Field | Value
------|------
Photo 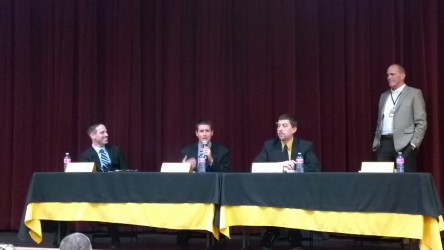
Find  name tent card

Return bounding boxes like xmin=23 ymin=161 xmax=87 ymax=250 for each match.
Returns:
xmin=251 ymin=162 xmax=284 ymax=173
xmin=161 ymin=162 xmax=192 ymax=173
xmin=65 ymin=162 xmax=96 ymax=172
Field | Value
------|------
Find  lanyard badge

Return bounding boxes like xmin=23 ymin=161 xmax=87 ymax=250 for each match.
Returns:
xmin=389 ymin=91 xmax=402 ymax=117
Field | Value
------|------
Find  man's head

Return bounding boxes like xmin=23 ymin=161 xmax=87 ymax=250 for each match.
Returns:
xmin=276 ymin=114 xmax=297 ymax=144
xmin=87 ymin=123 xmax=108 ymax=147
xmin=387 ymin=64 xmax=406 ymax=90
xmin=195 ymin=120 xmax=214 ymax=144
xmin=59 ymin=233 xmax=92 ymax=250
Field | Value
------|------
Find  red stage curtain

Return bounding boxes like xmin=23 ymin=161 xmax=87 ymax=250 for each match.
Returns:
xmin=1 ymin=0 xmax=443 ymax=230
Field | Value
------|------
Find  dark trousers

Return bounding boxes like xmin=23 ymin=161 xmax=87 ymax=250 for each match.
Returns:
xmin=108 ymin=223 xmax=121 ymax=244
xmin=52 ymin=221 xmax=70 ymax=246
xmin=177 ymin=230 xmax=226 ymax=248
xmin=376 ymin=136 xmax=418 ymax=172
xmin=260 ymin=227 xmax=302 ymax=248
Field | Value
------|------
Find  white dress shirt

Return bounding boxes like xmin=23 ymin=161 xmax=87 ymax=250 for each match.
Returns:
xmin=92 ymin=145 xmax=111 ymax=166
xmin=381 ymin=84 xmax=406 ymax=135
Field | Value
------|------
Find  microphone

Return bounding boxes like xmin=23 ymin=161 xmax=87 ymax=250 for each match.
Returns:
xmin=202 ymin=140 xmax=208 ymax=148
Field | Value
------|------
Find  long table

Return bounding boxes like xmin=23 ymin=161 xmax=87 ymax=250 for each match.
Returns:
xmin=18 ymin=172 xmax=444 ymax=250
xmin=18 ymin=172 xmax=221 ymax=243
xmin=219 ymin=173 xmax=444 ymax=250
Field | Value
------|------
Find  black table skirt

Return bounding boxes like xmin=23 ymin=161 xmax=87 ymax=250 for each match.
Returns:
xmin=18 ymin=171 xmax=444 ymax=247
xmin=221 ymin=173 xmax=444 ymax=218
xmin=18 ymin=172 xmax=222 ymax=242
xmin=27 ymin=172 xmax=221 ymax=203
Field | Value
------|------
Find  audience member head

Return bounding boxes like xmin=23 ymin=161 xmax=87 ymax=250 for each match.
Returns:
xmin=0 ymin=244 xmax=15 ymax=250
xmin=59 ymin=232 xmax=92 ymax=250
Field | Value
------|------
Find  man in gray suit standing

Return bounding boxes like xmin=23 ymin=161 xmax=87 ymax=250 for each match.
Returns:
xmin=372 ymin=64 xmax=427 ymax=172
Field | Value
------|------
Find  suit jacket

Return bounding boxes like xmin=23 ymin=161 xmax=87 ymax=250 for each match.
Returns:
xmin=78 ymin=145 xmax=128 ymax=172
xmin=254 ymin=137 xmax=321 ymax=172
xmin=372 ymin=85 xmax=427 ymax=152
xmin=180 ymin=141 xmax=231 ymax=172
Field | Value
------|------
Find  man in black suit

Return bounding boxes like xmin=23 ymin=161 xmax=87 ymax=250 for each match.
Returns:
xmin=180 ymin=120 xmax=231 ymax=173
xmin=78 ymin=123 xmax=128 ymax=248
xmin=255 ymin=114 xmax=321 ymax=250
xmin=78 ymin=123 xmax=128 ymax=172
xmin=177 ymin=120 xmax=231 ymax=247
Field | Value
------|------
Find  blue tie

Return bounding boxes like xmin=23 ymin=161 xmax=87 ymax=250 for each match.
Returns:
xmin=99 ymin=149 xmax=111 ymax=172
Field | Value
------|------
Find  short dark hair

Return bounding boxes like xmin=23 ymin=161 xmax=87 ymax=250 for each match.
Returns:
xmin=278 ymin=114 xmax=298 ymax=128
xmin=195 ymin=120 xmax=213 ymax=131
xmin=59 ymin=233 xmax=91 ymax=250
xmin=87 ymin=123 xmax=103 ymax=136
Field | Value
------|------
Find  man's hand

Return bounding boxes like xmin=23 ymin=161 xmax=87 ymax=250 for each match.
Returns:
xmin=282 ymin=160 xmax=296 ymax=170
xmin=182 ymin=155 xmax=197 ymax=170
xmin=202 ymin=147 xmax=214 ymax=165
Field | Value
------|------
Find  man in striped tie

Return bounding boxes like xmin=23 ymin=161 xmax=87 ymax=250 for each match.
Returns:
xmin=78 ymin=123 xmax=128 ymax=172
xmin=78 ymin=123 xmax=128 ymax=248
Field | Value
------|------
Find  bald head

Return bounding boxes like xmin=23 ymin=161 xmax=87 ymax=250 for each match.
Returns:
xmin=387 ymin=64 xmax=406 ymax=90
xmin=59 ymin=233 xmax=92 ymax=250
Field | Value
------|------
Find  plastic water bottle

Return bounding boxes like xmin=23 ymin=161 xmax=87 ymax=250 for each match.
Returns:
xmin=396 ymin=152 xmax=404 ymax=173
xmin=63 ymin=152 xmax=71 ymax=172
xmin=197 ymin=154 xmax=206 ymax=173
xmin=295 ymin=152 xmax=304 ymax=173
xmin=197 ymin=142 xmax=208 ymax=173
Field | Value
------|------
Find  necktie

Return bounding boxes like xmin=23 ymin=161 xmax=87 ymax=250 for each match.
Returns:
xmin=99 ymin=149 xmax=111 ymax=172
xmin=282 ymin=144 xmax=289 ymax=161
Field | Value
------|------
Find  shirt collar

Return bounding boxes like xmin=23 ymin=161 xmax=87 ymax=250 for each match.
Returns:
xmin=92 ymin=145 xmax=106 ymax=154
xmin=281 ymin=137 xmax=294 ymax=150
xmin=391 ymin=83 xmax=406 ymax=94
xmin=199 ymin=141 xmax=212 ymax=149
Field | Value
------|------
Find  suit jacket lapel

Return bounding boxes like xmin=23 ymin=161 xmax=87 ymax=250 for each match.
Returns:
xmin=210 ymin=143 xmax=217 ymax=159
xmin=89 ymin=147 xmax=101 ymax=169
xmin=273 ymin=141 xmax=284 ymax=161
xmin=187 ymin=143 xmax=199 ymax=161
xmin=105 ymin=145 xmax=114 ymax=164
xmin=191 ymin=143 xmax=199 ymax=160
xmin=290 ymin=139 xmax=299 ymax=160
xmin=394 ymin=85 xmax=409 ymax=111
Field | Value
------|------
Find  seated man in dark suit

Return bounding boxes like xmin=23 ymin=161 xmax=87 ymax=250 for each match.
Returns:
xmin=177 ymin=120 xmax=231 ymax=247
xmin=78 ymin=123 xmax=128 ymax=172
xmin=254 ymin=114 xmax=321 ymax=250
xmin=78 ymin=123 xmax=128 ymax=248
xmin=180 ymin=120 xmax=231 ymax=173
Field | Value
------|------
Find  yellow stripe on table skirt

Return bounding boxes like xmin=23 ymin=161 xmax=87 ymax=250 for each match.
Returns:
xmin=220 ymin=206 xmax=443 ymax=250
xmin=24 ymin=202 xmax=218 ymax=244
